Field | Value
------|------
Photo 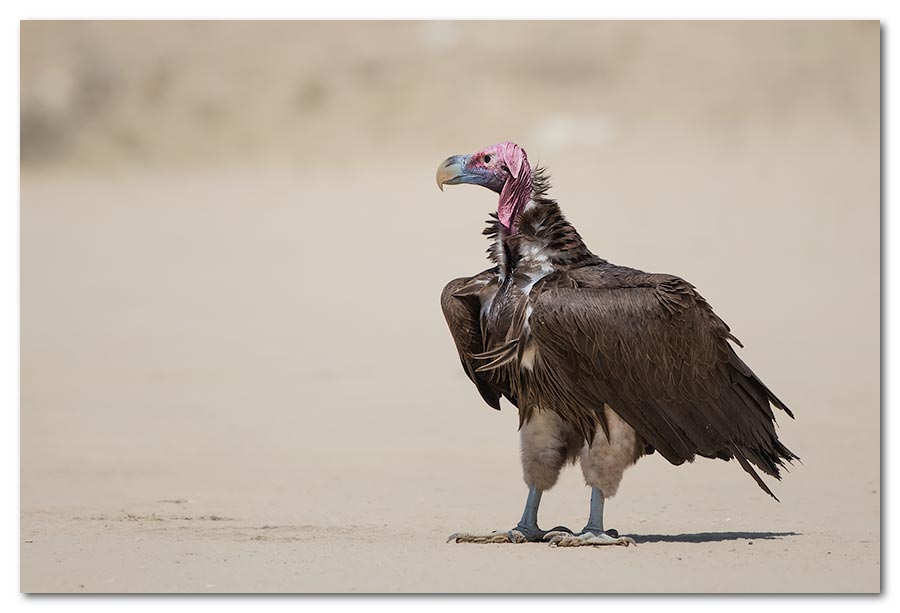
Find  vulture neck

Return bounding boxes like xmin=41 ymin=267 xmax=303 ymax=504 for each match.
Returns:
xmin=485 ymin=168 xmax=601 ymax=284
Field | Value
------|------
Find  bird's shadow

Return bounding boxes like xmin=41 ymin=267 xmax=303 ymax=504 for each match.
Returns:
xmin=628 ymin=531 xmax=799 ymax=544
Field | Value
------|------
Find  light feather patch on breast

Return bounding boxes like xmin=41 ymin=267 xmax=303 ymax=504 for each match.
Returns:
xmin=516 ymin=238 xmax=556 ymax=294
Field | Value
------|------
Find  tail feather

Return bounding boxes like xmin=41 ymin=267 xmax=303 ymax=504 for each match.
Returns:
xmin=730 ymin=443 xmax=779 ymax=501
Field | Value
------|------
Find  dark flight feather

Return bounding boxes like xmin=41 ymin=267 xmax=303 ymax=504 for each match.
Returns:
xmin=525 ymin=265 xmax=797 ymax=495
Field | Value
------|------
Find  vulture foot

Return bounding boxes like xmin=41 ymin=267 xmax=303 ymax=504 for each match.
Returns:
xmin=545 ymin=529 xmax=636 ymax=548
xmin=448 ymin=524 xmax=573 ymax=544
xmin=447 ymin=529 xmax=529 ymax=544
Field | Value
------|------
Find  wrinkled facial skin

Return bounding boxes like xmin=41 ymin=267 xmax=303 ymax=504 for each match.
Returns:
xmin=437 ymin=141 xmax=531 ymax=232
xmin=435 ymin=145 xmax=514 ymax=193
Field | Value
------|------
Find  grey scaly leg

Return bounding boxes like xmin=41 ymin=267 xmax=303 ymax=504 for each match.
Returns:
xmin=583 ymin=486 xmax=608 ymax=534
xmin=545 ymin=487 xmax=636 ymax=547
xmin=512 ymin=485 xmax=543 ymax=539
xmin=448 ymin=486 xmax=574 ymax=544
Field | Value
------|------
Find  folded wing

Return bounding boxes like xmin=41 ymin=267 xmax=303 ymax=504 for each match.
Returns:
xmin=441 ymin=270 xmax=510 ymax=411
xmin=528 ymin=265 xmax=798 ymax=498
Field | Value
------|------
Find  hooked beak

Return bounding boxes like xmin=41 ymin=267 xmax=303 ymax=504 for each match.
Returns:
xmin=436 ymin=154 xmax=470 ymax=191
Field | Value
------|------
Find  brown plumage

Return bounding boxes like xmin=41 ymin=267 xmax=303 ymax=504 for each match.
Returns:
xmin=438 ymin=142 xmax=796 ymax=545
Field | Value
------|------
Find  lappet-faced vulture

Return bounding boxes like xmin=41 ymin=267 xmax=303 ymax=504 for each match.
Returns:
xmin=437 ymin=141 xmax=797 ymax=547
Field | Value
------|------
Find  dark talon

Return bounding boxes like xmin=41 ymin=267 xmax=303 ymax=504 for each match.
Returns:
xmin=546 ymin=525 xmax=574 ymax=535
xmin=605 ymin=528 xmax=619 ymax=538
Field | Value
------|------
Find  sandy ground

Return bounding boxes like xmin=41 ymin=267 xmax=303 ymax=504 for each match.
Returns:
xmin=20 ymin=22 xmax=880 ymax=593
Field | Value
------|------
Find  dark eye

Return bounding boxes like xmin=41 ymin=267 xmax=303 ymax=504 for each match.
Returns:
xmin=483 ymin=154 xmax=492 ymax=163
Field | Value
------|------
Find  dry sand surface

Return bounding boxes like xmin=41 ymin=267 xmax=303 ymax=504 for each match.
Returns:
xmin=20 ymin=21 xmax=880 ymax=593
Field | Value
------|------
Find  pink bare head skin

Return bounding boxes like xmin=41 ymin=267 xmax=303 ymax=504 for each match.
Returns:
xmin=436 ymin=141 xmax=533 ymax=233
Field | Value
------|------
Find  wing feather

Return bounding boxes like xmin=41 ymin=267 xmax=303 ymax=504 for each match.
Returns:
xmin=528 ymin=265 xmax=797 ymax=496
xmin=441 ymin=271 xmax=508 ymax=411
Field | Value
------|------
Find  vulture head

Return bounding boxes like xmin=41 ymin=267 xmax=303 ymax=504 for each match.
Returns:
xmin=436 ymin=141 xmax=533 ymax=233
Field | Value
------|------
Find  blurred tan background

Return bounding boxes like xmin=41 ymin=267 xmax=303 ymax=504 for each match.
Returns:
xmin=21 ymin=21 xmax=880 ymax=593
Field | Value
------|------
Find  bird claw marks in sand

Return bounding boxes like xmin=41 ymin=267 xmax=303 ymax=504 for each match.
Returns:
xmin=545 ymin=530 xmax=636 ymax=548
